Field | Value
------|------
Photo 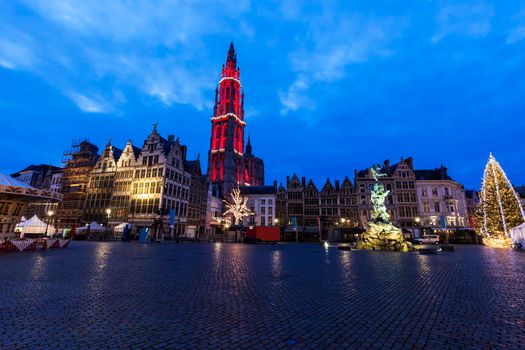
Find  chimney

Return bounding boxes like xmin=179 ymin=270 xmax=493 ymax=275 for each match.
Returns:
xmin=286 ymin=176 xmax=290 ymax=186
xmin=406 ymin=157 xmax=414 ymax=170
xmin=301 ymin=177 xmax=306 ymax=188
xmin=383 ymin=160 xmax=390 ymax=175
xmin=335 ymin=180 xmax=340 ymax=191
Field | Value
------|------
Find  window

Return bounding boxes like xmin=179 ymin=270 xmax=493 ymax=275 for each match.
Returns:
xmin=423 ymin=202 xmax=429 ymax=213
xmin=261 ymin=199 xmax=266 ymax=205
xmin=261 ymin=217 xmax=266 ymax=226
xmin=432 ymin=188 xmax=438 ymax=196
xmin=434 ymin=202 xmax=440 ymax=212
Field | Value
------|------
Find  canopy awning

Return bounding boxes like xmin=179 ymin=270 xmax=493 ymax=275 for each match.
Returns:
xmin=16 ymin=215 xmax=55 ymax=235
xmin=77 ymin=221 xmax=105 ymax=232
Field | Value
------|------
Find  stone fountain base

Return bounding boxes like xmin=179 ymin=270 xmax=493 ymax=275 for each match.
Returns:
xmin=355 ymin=222 xmax=413 ymax=252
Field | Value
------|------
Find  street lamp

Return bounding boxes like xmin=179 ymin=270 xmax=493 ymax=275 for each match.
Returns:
xmin=44 ymin=210 xmax=54 ymax=237
xmin=105 ymin=208 xmax=111 ymax=241
xmin=415 ymin=217 xmax=421 ymax=238
xmin=274 ymin=218 xmax=279 ymax=225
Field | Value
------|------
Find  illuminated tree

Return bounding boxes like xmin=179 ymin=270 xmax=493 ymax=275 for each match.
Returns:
xmin=223 ymin=187 xmax=253 ymax=225
xmin=477 ymin=154 xmax=525 ymax=237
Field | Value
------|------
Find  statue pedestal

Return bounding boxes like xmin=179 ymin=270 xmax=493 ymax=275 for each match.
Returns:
xmin=356 ymin=222 xmax=413 ymax=252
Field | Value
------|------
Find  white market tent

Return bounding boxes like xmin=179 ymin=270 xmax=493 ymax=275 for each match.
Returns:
xmin=16 ymin=215 xmax=55 ymax=237
xmin=76 ymin=221 xmax=105 ymax=234
xmin=510 ymin=223 xmax=525 ymax=247
xmin=114 ymin=223 xmax=131 ymax=234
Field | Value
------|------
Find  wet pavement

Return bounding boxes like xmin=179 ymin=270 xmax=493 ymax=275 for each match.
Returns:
xmin=1 ymin=242 xmax=524 ymax=349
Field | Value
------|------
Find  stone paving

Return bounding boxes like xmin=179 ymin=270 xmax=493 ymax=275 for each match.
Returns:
xmin=1 ymin=242 xmax=524 ymax=349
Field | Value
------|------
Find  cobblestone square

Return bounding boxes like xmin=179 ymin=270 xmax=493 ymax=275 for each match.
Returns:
xmin=1 ymin=243 xmax=524 ymax=349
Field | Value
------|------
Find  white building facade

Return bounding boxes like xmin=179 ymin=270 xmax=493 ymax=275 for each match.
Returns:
xmin=415 ymin=167 xmax=468 ymax=235
xmin=240 ymin=186 xmax=276 ymax=227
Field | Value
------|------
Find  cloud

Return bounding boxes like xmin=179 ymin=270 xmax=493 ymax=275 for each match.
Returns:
xmin=506 ymin=26 xmax=525 ymax=44
xmin=279 ymin=75 xmax=315 ymax=115
xmin=506 ymin=10 xmax=525 ymax=44
xmin=280 ymin=13 xmax=401 ymax=115
xmin=0 ymin=26 xmax=37 ymax=70
xmin=67 ymin=92 xmax=112 ymax=113
xmin=2 ymin=0 xmax=253 ymax=113
xmin=431 ymin=2 xmax=494 ymax=43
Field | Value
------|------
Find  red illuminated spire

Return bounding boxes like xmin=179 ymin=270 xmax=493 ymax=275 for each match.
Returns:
xmin=226 ymin=42 xmax=236 ymax=67
xmin=222 ymin=42 xmax=240 ymax=80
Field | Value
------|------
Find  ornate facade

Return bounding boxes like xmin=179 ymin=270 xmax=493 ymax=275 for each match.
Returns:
xmin=275 ymin=175 xmax=360 ymax=241
xmin=207 ymin=43 xmax=264 ymax=198
xmin=129 ymin=126 xmax=190 ymax=240
xmin=110 ymin=140 xmax=140 ymax=224
xmin=83 ymin=142 xmax=122 ymax=224
xmin=46 ymin=125 xmax=206 ymax=240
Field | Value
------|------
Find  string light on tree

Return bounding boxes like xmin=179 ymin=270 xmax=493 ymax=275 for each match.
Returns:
xmin=477 ymin=153 xmax=525 ymax=238
xmin=223 ymin=187 xmax=253 ymax=225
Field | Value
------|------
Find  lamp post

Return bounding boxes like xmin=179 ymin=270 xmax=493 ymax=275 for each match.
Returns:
xmin=105 ymin=208 xmax=111 ymax=241
xmin=44 ymin=210 xmax=54 ymax=237
xmin=340 ymin=218 xmax=346 ymax=242
xmin=415 ymin=217 xmax=421 ymax=239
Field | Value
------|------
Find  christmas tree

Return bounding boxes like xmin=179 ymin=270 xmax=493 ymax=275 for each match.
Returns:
xmin=477 ymin=153 xmax=525 ymax=238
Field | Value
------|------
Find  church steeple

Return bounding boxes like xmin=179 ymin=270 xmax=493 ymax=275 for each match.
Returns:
xmin=221 ymin=42 xmax=240 ymax=80
xmin=208 ymin=43 xmax=246 ymax=196
xmin=246 ymin=135 xmax=252 ymax=155
xmin=226 ymin=42 xmax=236 ymax=67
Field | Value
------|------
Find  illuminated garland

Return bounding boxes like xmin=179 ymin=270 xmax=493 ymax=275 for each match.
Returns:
xmin=223 ymin=187 xmax=253 ymax=225
xmin=219 ymin=77 xmax=241 ymax=87
xmin=211 ymin=113 xmax=246 ymax=125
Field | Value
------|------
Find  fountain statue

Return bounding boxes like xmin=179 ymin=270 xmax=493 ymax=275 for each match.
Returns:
xmin=355 ymin=165 xmax=413 ymax=252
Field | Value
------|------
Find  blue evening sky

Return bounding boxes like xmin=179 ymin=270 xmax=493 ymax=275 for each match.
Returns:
xmin=1 ymin=1 xmax=524 ymax=189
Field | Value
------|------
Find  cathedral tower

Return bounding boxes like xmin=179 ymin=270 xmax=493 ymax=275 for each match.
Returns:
xmin=207 ymin=43 xmax=246 ymax=197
